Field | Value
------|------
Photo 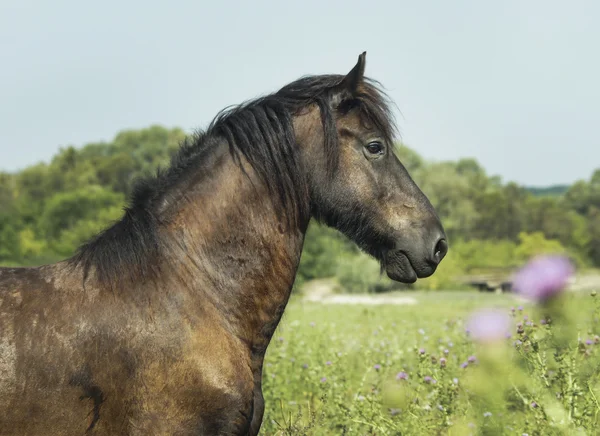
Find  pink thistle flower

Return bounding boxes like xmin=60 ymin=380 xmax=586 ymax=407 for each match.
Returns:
xmin=512 ymin=255 xmax=574 ymax=302
xmin=466 ymin=309 xmax=511 ymax=343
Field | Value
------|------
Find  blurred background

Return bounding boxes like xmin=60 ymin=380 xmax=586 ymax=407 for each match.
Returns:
xmin=1 ymin=0 xmax=599 ymax=294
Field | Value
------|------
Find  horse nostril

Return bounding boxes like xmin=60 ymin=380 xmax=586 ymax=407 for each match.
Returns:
xmin=433 ymin=238 xmax=448 ymax=264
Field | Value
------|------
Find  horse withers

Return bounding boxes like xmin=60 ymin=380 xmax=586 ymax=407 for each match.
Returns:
xmin=0 ymin=52 xmax=447 ymax=435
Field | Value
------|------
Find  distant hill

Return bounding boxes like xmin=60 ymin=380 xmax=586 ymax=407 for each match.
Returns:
xmin=525 ymin=184 xmax=570 ymax=197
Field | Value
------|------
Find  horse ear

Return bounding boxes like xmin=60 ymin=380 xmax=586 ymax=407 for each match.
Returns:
xmin=340 ymin=51 xmax=366 ymax=95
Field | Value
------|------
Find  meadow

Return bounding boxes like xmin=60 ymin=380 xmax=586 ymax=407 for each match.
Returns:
xmin=261 ymin=289 xmax=600 ymax=435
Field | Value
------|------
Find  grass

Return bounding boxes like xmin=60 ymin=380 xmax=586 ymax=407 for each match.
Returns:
xmin=261 ymin=290 xmax=600 ymax=435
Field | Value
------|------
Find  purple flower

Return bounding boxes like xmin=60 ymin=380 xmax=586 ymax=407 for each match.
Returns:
xmin=423 ymin=376 xmax=436 ymax=384
xmin=419 ymin=348 xmax=426 ymax=355
xmin=443 ymin=349 xmax=449 ymax=355
xmin=540 ymin=319 xmax=547 ymax=325
xmin=512 ymin=255 xmax=574 ymax=302
xmin=439 ymin=357 xmax=447 ymax=368
xmin=468 ymin=355 xmax=477 ymax=364
xmin=396 ymin=371 xmax=408 ymax=380
xmin=302 ymin=363 xmax=308 ymax=369
xmin=518 ymin=306 xmax=524 ymax=311
xmin=461 ymin=362 xmax=468 ymax=369
xmin=466 ymin=309 xmax=512 ymax=343
xmin=374 ymin=364 xmax=381 ymax=371
xmin=531 ymin=401 xmax=538 ymax=408
xmin=586 ymin=339 xmax=593 ymax=345
xmin=326 ymin=361 xmax=332 ymax=366
xmin=320 ymin=377 xmax=327 ymax=383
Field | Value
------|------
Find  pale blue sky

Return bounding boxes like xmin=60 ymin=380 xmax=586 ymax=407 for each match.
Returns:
xmin=1 ymin=0 xmax=598 ymax=186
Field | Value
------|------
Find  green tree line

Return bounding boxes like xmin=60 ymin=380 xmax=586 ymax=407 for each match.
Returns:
xmin=1 ymin=126 xmax=599 ymax=291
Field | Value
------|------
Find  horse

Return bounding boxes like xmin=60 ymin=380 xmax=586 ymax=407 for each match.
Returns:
xmin=0 ymin=52 xmax=447 ymax=435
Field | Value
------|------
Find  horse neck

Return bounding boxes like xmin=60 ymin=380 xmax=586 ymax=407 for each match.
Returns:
xmin=159 ymin=140 xmax=309 ymax=354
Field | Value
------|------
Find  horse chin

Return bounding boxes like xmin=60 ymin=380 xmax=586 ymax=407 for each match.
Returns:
xmin=384 ymin=250 xmax=417 ymax=284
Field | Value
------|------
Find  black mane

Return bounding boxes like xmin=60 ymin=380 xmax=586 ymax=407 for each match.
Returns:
xmin=69 ymin=74 xmax=397 ymax=288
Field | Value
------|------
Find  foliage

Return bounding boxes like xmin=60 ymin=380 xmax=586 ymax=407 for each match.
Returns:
xmin=261 ymin=290 xmax=600 ymax=435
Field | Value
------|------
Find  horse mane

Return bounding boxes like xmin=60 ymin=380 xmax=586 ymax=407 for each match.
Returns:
xmin=68 ymin=74 xmax=397 ymax=288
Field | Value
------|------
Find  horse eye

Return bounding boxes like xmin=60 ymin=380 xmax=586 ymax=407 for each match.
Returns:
xmin=365 ymin=141 xmax=384 ymax=155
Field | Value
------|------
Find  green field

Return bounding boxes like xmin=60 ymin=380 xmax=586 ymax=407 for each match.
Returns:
xmin=261 ymin=290 xmax=600 ymax=435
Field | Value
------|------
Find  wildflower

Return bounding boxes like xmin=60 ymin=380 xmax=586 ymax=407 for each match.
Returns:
xmin=309 ymin=322 xmax=316 ymax=327
xmin=419 ymin=348 xmax=426 ymax=355
xmin=437 ymin=404 xmax=444 ymax=411
xmin=514 ymin=340 xmax=523 ymax=346
xmin=531 ymin=401 xmax=538 ymax=408
xmin=460 ymin=362 xmax=468 ymax=369
xmin=540 ymin=319 xmax=547 ymax=325
xmin=440 ymin=357 xmax=447 ymax=368
xmin=320 ymin=377 xmax=327 ymax=383
xmin=466 ymin=309 xmax=511 ymax=343
xmin=586 ymin=339 xmax=593 ymax=345
xmin=517 ymin=323 xmax=524 ymax=334
xmin=443 ymin=349 xmax=449 ymax=355
xmin=390 ymin=408 xmax=401 ymax=416
xmin=278 ymin=337 xmax=284 ymax=342
xmin=525 ymin=321 xmax=533 ymax=327
xmin=418 ymin=328 xmax=425 ymax=335
xmin=326 ymin=361 xmax=332 ymax=366
xmin=512 ymin=255 xmax=574 ymax=302
xmin=357 ymin=395 xmax=365 ymax=401
xmin=483 ymin=411 xmax=492 ymax=417
xmin=518 ymin=306 xmax=524 ymax=311
xmin=374 ymin=364 xmax=381 ymax=371
xmin=452 ymin=377 xmax=459 ymax=385
xmin=468 ymin=355 xmax=477 ymax=364
xmin=594 ymin=336 xmax=600 ymax=344
xmin=448 ymin=341 xmax=454 ymax=347
xmin=423 ymin=376 xmax=436 ymax=384
xmin=396 ymin=371 xmax=408 ymax=380
xmin=302 ymin=364 xmax=308 ymax=369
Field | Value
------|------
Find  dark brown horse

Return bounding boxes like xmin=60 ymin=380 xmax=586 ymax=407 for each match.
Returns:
xmin=0 ymin=53 xmax=447 ymax=435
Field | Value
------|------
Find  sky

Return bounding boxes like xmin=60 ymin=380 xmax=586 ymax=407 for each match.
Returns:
xmin=0 ymin=0 xmax=598 ymax=187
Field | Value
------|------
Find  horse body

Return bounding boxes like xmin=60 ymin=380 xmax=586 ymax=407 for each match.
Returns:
xmin=0 ymin=53 xmax=447 ymax=435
